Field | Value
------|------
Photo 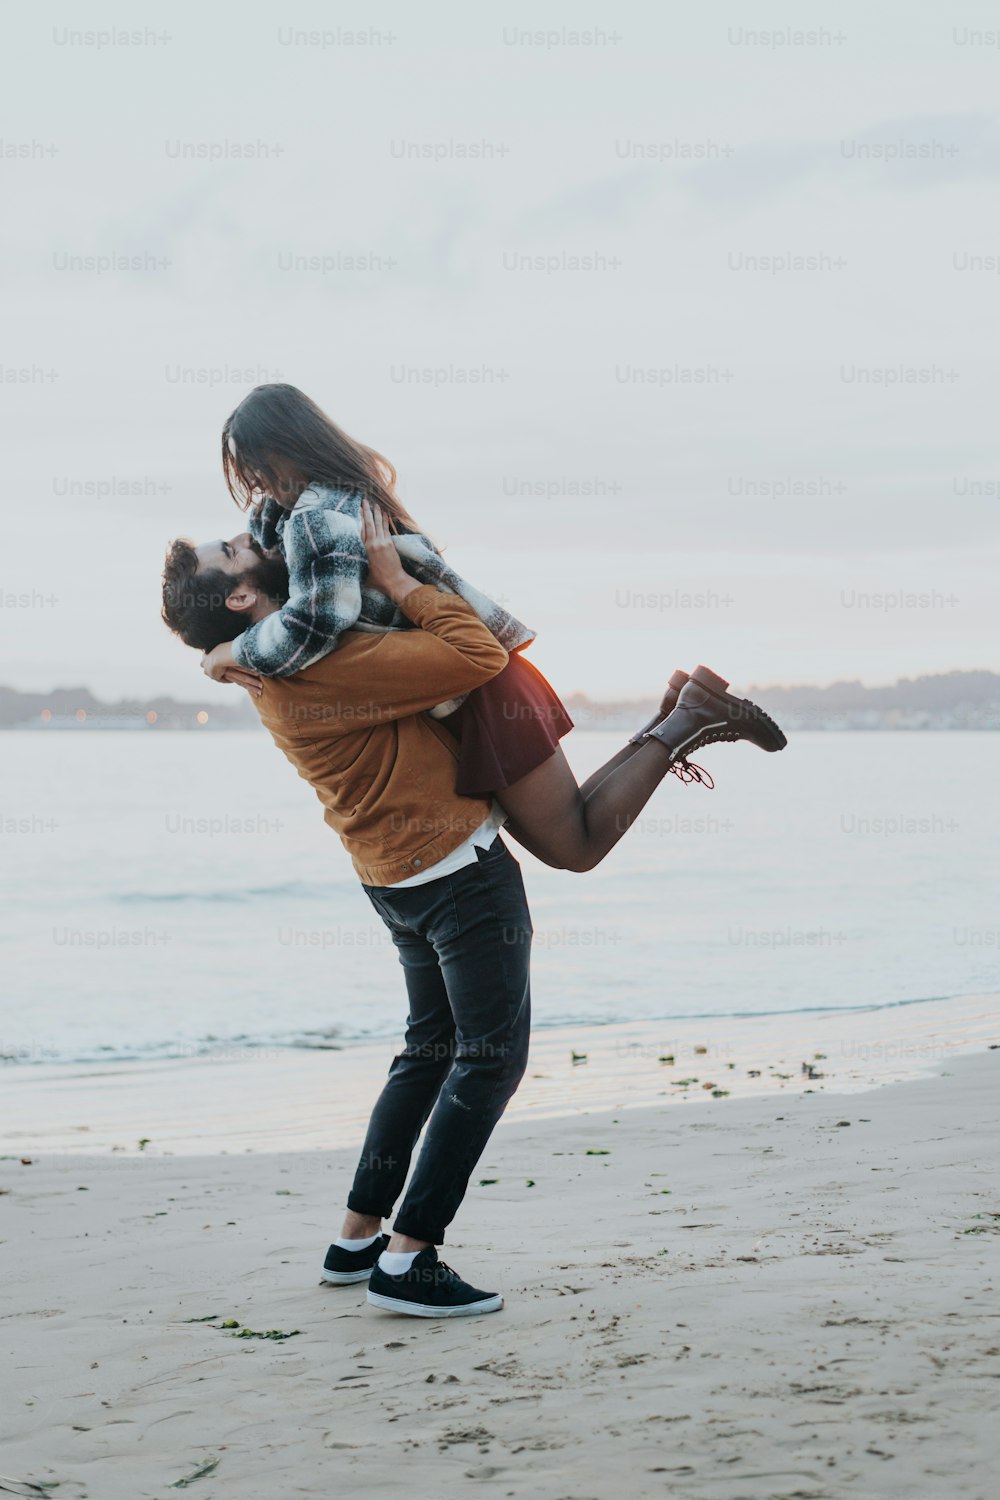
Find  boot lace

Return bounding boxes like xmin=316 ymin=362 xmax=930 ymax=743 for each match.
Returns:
xmin=669 ymin=758 xmax=715 ymax=789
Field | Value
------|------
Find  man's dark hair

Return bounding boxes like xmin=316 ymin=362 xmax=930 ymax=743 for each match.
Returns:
xmin=160 ymin=538 xmax=245 ymax=651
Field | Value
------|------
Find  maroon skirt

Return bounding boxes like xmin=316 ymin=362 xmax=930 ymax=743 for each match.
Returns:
xmin=436 ymin=651 xmax=574 ymax=798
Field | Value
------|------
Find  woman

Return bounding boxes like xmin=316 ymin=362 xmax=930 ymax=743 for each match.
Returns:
xmin=201 ymin=384 xmax=785 ymax=871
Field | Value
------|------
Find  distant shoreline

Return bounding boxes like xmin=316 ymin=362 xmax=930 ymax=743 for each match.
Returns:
xmin=4 ymin=668 xmax=999 ymax=731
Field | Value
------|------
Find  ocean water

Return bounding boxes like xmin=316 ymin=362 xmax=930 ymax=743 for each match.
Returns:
xmin=1 ymin=731 xmax=997 ymax=1065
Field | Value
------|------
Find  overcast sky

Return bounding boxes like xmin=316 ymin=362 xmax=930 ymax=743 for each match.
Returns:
xmin=2 ymin=0 xmax=998 ymax=704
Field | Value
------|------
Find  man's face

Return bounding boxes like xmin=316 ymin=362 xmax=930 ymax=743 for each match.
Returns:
xmin=195 ymin=532 xmax=290 ymax=605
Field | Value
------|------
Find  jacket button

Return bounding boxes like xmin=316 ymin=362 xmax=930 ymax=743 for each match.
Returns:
xmin=401 ymin=863 xmax=409 ymax=870
xmin=413 ymin=858 xmax=422 ymax=867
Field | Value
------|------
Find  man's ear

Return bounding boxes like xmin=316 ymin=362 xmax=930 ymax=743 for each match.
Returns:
xmin=225 ymin=585 xmax=257 ymax=616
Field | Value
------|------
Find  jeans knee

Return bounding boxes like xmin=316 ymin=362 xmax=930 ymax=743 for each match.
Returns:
xmin=393 ymin=1039 xmax=455 ymax=1083
xmin=458 ymin=1025 xmax=528 ymax=1091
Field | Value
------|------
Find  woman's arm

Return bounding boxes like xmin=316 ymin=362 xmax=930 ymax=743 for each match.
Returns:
xmin=228 ymin=506 xmax=368 ymax=678
xmin=249 ymin=497 xmax=285 ymax=553
xmin=289 ymin=503 xmax=508 ymax=729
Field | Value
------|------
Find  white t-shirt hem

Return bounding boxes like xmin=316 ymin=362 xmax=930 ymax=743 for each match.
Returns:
xmin=375 ymin=800 xmax=507 ymax=890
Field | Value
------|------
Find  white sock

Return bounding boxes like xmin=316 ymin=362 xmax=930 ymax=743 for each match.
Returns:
xmin=378 ymin=1249 xmax=421 ymax=1275
xmin=334 ymin=1231 xmax=381 ymax=1251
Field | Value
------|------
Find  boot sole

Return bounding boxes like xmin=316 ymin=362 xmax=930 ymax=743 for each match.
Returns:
xmin=367 ymin=1290 xmax=504 ymax=1317
xmin=724 ymin=699 xmax=786 ymax=751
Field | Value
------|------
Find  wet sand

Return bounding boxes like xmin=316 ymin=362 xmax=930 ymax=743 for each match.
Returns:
xmin=1 ymin=992 xmax=996 ymax=1157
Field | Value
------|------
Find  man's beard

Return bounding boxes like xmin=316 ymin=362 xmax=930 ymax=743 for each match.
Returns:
xmin=242 ymin=542 xmax=290 ymax=604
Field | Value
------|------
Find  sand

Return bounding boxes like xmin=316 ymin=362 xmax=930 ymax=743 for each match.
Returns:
xmin=2 ymin=1004 xmax=998 ymax=1499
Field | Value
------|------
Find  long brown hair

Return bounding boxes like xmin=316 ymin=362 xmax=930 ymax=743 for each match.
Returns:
xmin=221 ymin=384 xmax=424 ymax=533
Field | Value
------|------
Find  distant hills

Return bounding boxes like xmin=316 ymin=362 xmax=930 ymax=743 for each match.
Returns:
xmin=2 ymin=670 xmax=998 ymax=731
xmin=566 ymin=669 xmax=1000 ymax=731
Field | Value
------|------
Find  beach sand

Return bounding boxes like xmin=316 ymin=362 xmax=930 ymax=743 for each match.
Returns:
xmin=2 ymin=1002 xmax=998 ymax=1499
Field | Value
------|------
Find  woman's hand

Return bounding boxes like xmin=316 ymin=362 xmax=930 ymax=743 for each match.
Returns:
xmin=200 ymin=642 xmax=263 ymax=698
xmin=360 ymin=498 xmax=419 ymax=605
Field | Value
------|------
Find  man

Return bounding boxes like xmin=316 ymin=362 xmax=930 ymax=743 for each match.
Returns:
xmin=161 ymin=511 xmax=530 ymax=1318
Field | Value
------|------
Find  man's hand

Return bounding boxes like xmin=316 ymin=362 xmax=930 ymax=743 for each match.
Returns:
xmin=361 ymin=498 xmax=420 ymax=606
xmin=200 ymin=642 xmax=263 ymax=698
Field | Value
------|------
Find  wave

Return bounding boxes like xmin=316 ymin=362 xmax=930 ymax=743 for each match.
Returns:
xmin=2 ymin=990 xmax=990 ymax=1068
xmin=114 ymin=881 xmax=348 ymax=905
xmin=0 ymin=1028 xmax=347 ymax=1068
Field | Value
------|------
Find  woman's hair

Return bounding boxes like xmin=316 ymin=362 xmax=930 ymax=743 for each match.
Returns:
xmin=221 ymin=384 xmax=423 ymax=534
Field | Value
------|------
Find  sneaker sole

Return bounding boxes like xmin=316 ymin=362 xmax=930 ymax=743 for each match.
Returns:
xmin=321 ymin=1267 xmax=376 ymax=1285
xmin=366 ymin=1289 xmax=504 ymax=1318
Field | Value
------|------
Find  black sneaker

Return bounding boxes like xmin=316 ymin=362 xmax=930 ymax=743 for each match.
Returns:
xmin=367 ymin=1247 xmax=503 ymax=1318
xmin=645 ymin=664 xmax=787 ymax=764
xmin=321 ymin=1233 xmax=390 ymax=1285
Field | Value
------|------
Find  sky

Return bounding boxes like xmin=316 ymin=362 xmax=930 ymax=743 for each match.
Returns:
xmin=1 ymin=0 xmax=998 ymax=705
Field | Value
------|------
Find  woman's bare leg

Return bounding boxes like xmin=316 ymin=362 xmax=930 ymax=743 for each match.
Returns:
xmin=496 ymin=740 xmax=677 ymax=872
xmin=576 ymin=740 xmax=645 ymax=799
xmin=573 ymin=666 xmax=688 ymax=798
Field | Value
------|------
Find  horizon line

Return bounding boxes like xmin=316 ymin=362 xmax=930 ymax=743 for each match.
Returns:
xmin=1 ymin=665 xmax=999 ymax=710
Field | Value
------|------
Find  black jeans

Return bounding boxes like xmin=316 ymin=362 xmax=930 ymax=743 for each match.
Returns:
xmin=348 ymin=835 xmax=532 ymax=1244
